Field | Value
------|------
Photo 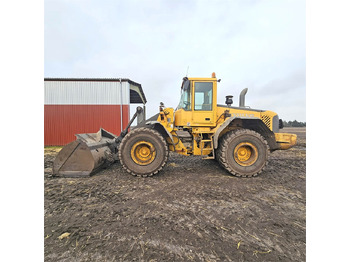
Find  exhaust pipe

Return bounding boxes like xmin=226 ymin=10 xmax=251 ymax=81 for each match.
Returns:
xmin=239 ymin=88 xmax=248 ymax=107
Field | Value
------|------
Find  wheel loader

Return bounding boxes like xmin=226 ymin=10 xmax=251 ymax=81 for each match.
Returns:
xmin=53 ymin=72 xmax=297 ymax=178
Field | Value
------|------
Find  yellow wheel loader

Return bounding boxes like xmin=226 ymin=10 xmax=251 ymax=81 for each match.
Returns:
xmin=53 ymin=73 xmax=297 ymax=178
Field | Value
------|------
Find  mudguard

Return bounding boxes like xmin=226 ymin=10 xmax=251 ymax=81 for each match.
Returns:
xmin=213 ymin=116 xmax=279 ymax=151
xmin=145 ymin=121 xmax=175 ymax=144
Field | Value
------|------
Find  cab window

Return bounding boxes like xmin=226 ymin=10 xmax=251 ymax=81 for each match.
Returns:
xmin=194 ymin=82 xmax=213 ymax=111
xmin=178 ymin=80 xmax=191 ymax=111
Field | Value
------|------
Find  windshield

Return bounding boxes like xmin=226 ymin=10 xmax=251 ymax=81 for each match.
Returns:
xmin=177 ymin=80 xmax=191 ymax=110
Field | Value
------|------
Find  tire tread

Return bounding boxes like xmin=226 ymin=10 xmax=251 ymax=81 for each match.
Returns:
xmin=118 ymin=127 xmax=169 ymax=177
xmin=217 ymin=129 xmax=269 ymax=177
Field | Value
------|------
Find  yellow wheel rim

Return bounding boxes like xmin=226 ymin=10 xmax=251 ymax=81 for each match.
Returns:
xmin=234 ymin=142 xmax=258 ymax=166
xmin=131 ymin=141 xmax=156 ymax=165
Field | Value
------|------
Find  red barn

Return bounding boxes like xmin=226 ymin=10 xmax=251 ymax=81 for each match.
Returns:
xmin=44 ymin=78 xmax=147 ymax=146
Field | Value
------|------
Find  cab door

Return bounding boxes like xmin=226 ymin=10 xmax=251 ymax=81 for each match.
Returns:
xmin=191 ymin=81 xmax=216 ymax=126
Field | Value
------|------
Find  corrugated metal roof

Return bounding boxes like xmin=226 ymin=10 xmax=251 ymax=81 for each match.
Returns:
xmin=44 ymin=78 xmax=147 ymax=104
xmin=45 ymin=80 xmax=129 ymax=105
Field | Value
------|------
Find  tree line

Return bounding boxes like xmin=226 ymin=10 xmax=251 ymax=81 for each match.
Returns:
xmin=282 ymin=120 xmax=306 ymax=127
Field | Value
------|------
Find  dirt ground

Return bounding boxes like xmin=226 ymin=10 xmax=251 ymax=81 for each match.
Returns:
xmin=44 ymin=127 xmax=306 ymax=261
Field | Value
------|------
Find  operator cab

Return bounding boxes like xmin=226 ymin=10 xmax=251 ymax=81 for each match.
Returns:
xmin=175 ymin=73 xmax=218 ymax=127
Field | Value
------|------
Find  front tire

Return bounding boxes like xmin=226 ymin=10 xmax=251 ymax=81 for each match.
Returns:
xmin=118 ymin=127 xmax=169 ymax=177
xmin=217 ymin=129 xmax=269 ymax=177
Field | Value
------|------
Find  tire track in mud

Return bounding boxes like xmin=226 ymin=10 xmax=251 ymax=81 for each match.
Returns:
xmin=44 ymin=127 xmax=306 ymax=261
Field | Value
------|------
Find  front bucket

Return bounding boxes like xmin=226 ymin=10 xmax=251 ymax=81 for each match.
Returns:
xmin=53 ymin=128 xmax=118 ymax=177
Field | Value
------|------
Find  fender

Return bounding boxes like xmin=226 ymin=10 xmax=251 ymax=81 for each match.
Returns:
xmin=213 ymin=116 xmax=279 ymax=151
xmin=213 ymin=116 xmax=259 ymax=148
xmin=146 ymin=121 xmax=174 ymax=144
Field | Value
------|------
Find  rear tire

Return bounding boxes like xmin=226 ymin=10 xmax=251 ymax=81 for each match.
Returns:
xmin=119 ymin=127 xmax=169 ymax=177
xmin=217 ymin=129 xmax=269 ymax=177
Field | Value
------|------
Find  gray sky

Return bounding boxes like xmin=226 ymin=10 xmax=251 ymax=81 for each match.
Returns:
xmin=45 ymin=0 xmax=305 ymax=121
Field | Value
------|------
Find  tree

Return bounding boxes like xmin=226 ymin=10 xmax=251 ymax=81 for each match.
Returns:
xmin=283 ymin=120 xmax=306 ymax=127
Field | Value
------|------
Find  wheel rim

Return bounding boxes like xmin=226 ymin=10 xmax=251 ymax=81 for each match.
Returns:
xmin=233 ymin=142 xmax=258 ymax=166
xmin=131 ymin=141 xmax=156 ymax=165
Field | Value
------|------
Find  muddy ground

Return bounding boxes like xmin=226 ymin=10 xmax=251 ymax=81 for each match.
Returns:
xmin=44 ymin=127 xmax=306 ymax=261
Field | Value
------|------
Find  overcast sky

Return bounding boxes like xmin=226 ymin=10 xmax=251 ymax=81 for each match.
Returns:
xmin=45 ymin=0 xmax=305 ymax=122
